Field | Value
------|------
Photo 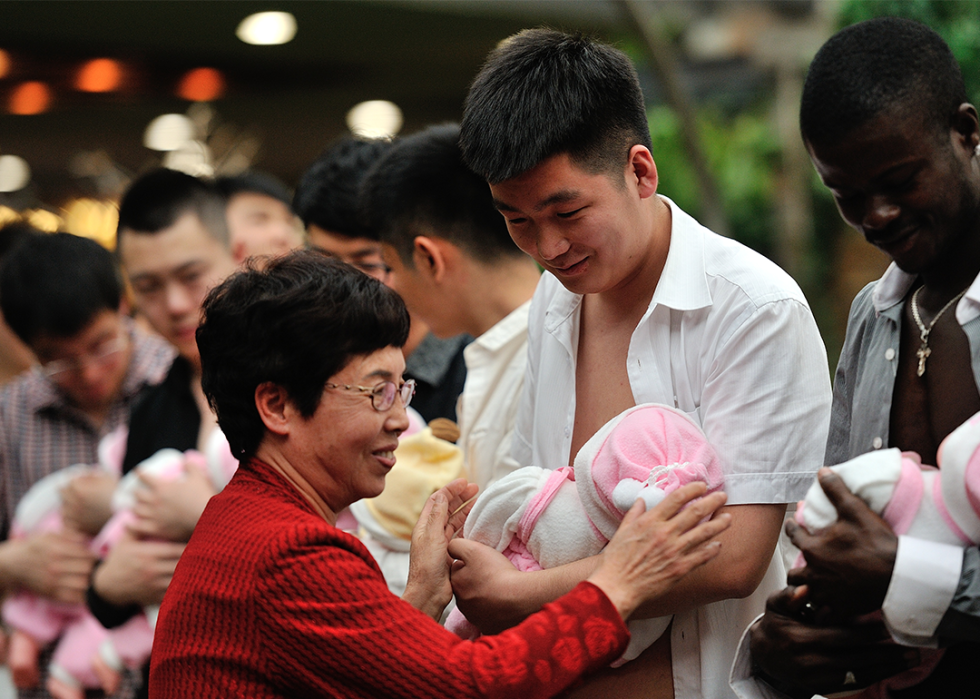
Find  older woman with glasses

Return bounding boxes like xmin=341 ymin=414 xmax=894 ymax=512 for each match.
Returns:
xmin=149 ymin=249 xmax=731 ymax=699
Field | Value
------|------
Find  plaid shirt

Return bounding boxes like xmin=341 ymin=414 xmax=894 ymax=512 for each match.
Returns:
xmin=0 ymin=322 xmax=174 ymax=540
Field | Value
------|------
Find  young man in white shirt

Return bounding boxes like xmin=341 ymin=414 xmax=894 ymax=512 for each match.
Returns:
xmin=361 ymin=123 xmax=541 ymax=491
xmin=447 ymin=29 xmax=832 ymax=699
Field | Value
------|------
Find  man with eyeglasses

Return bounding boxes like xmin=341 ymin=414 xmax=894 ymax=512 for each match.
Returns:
xmin=293 ymin=135 xmax=472 ymax=425
xmin=0 ymin=230 xmax=174 ymax=697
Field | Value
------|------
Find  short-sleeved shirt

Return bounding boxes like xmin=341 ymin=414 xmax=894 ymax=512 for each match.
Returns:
xmin=513 ymin=197 xmax=833 ymax=699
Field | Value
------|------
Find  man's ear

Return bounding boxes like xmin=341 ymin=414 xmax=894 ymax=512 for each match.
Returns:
xmin=411 ymin=236 xmax=448 ymax=283
xmin=952 ymin=103 xmax=980 ymax=156
xmin=627 ymin=145 xmax=659 ymax=199
xmin=254 ymin=382 xmax=293 ymax=436
xmin=231 ymin=239 xmax=249 ymax=265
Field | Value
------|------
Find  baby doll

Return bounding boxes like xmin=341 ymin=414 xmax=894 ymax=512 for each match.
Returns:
xmin=2 ymin=429 xmax=237 ymax=699
xmin=445 ymin=403 xmax=724 ymax=665
xmin=793 ymin=409 xmax=980 ymax=695
xmin=350 ymin=424 xmax=464 ymax=597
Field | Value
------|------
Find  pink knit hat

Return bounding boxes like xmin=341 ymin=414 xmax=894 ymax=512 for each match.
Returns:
xmin=575 ymin=404 xmax=724 ymax=540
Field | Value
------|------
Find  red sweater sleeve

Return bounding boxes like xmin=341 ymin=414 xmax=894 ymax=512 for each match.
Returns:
xmin=151 ymin=463 xmax=630 ymax=699
xmin=254 ymin=533 xmax=629 ymax=699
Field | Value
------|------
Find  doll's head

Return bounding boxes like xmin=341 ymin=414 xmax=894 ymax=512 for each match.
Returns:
xmin=575 ymin=404 xmax=724 ymax=540
xmin=936 ymin=410 xmax=980 ymax=543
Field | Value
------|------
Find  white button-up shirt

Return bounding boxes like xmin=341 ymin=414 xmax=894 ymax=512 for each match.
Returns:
xmin=513 ymin=197 xmax=832 ymax=699
xmin=456 ymin=300 xmax=532 ymax=491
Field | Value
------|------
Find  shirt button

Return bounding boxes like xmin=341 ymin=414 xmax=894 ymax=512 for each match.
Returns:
xmin=885 ymin=348 xmax=896 ymax=361
xmin=564 ymin=426 xmax=571 ymax=437
xmin=872 ymin=437 xmax=883 ymax=449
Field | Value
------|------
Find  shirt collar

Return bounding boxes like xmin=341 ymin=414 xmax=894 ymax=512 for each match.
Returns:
xmin=472 ymin=300 xmax=532 ymax=353
xmin=872 ymin=262 xmax=980 ymax=325
xmin=543 ymin=196 xmax=713 ymax=336
xmin=650 ymin=197 xmax=713 ymax=312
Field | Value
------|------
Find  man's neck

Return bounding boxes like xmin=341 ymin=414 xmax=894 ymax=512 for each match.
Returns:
xmin=589 ymin=195 xmax=671 ymax=321
xmin=463 ymin=257 xmax=540 ymax=338
xmin=919 ymin=214 xmax=980 ymax=297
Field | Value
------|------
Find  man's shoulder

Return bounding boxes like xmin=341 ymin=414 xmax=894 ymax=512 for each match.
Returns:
xmin=701 ymin=232 xmax=806 ymax=306
xmin=666 ymin=200 xmax=807 ymax=308
xmin=0 ymin=369 xmax=49 ymax=421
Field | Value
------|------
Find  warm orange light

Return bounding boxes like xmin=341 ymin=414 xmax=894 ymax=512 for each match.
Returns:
xmin=0 ymin=50 xmax=10 ymax=79
xmin=76 ymin=58 xmax=123 ymax=92
xmin=9 ymin=82 xmax=52 ymax=115
xmin=177 ymin=68 xmax=225 ymax=102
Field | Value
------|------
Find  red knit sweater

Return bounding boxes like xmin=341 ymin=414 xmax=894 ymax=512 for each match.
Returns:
xmin=149 ymin=459 xmax=629 ymax=698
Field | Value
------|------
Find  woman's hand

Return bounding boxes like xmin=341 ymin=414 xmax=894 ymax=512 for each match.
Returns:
xmin=587 ymin=481 xmax=730 ymax=620
xmin=403 ymin=478 xmax=479 ymax=620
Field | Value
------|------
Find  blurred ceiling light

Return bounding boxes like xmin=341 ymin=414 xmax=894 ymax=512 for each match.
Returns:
xmin=62 ymin=198 xmax=119 ymax=250
xmin=236 ymin=12 xmax=297 ymax=45
xmin=144 ymin=113 xmax=195 ymax=151
xmin=346 ymin=100 xmax=403 ymax=140
xmin=177 ymin=67 xmax=225 ymax=102
xmin=25 ymin=209 xmax=62 ymax=233
xmin=0 ymin=207 xmax=19 ymax=226
xmin=0 ymin=50 xmax=10 ymax=79
xmin=0 ymin=155 xmax=30 ymax=192
xmin=164 ymin=141 xmax=214 ymax=178
xmin=76 ymin=58 xmax=123 ymax=92
xmin=9 ymin=81 xmax=51 ymax=115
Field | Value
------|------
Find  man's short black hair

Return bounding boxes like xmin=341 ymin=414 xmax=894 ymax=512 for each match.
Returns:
xmin=1 ymin=231 xmax=122 ymax=345
xmin=801 ymin=17 xmax=967 ymax=147
xmin=214 ymin=171 xmax=292 ymax=206
xmin=361 ymin=123 xmax=518 ymax=268
xmin=292 ymin=136 xmax=392 ymax=240
xmin=197 ymin=249 xmax=410 ymax=462
xmin=116 ymin=168 xmax=229 ymax=249
xmin=460 ymin=28 xmax=652 ymax=184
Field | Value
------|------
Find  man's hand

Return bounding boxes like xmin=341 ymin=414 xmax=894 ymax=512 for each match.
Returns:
xmin=60 ymin=471 xmax=118 ymax=536
xmin=786 ymin=468 xmax=898 ymax=619
xmin=448 ymin=538 xmax=535 ymax=634
xmin=91 ymin=529 xmax=185 ymax=607
xmin=0 ymin=531 xmax=96 ymax=603
xmin=750 ymin=586 xmax=919 ymax=696
xmin=128 ymin=461 xmax=216 ymax=542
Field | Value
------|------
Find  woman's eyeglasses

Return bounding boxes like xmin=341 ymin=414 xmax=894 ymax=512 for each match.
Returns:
xmin=324 ymin=379 xmax=416 ymax=412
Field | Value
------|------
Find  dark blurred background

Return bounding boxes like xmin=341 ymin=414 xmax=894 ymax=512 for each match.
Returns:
xmin=2 ymin=0 xmax=979 ymax=365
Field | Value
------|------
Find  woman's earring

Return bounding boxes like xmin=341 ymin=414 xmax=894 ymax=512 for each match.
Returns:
xmin=975 ymin=143 xmax=980 ymax=157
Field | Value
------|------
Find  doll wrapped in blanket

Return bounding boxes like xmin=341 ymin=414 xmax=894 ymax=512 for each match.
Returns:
xmin=445 ymin=403 xmax=724 ymax=666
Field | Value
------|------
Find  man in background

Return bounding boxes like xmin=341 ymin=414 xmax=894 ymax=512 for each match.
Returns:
xmin=362 ymin=123 xmax=540 ymax=490
xmin=87 ymin=168 xmax=239 ymax=699
xmin=214 ymin=171 xmax=303 ymax=264
xmin=0 ymin=230 xmax=174 ymax=698
xmin=294 ymin=136 xmax=471 ymax=424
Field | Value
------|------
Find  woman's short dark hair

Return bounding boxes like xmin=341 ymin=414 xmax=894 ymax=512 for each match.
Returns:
xmin=197 ymin=249 xmax=410 ymax=461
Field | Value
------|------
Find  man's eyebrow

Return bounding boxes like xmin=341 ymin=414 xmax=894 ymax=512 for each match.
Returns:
xmin=129 ymin=260 xmax=205 ymax=284
xmin=493 ymin=189 xmax=582 ymax=214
